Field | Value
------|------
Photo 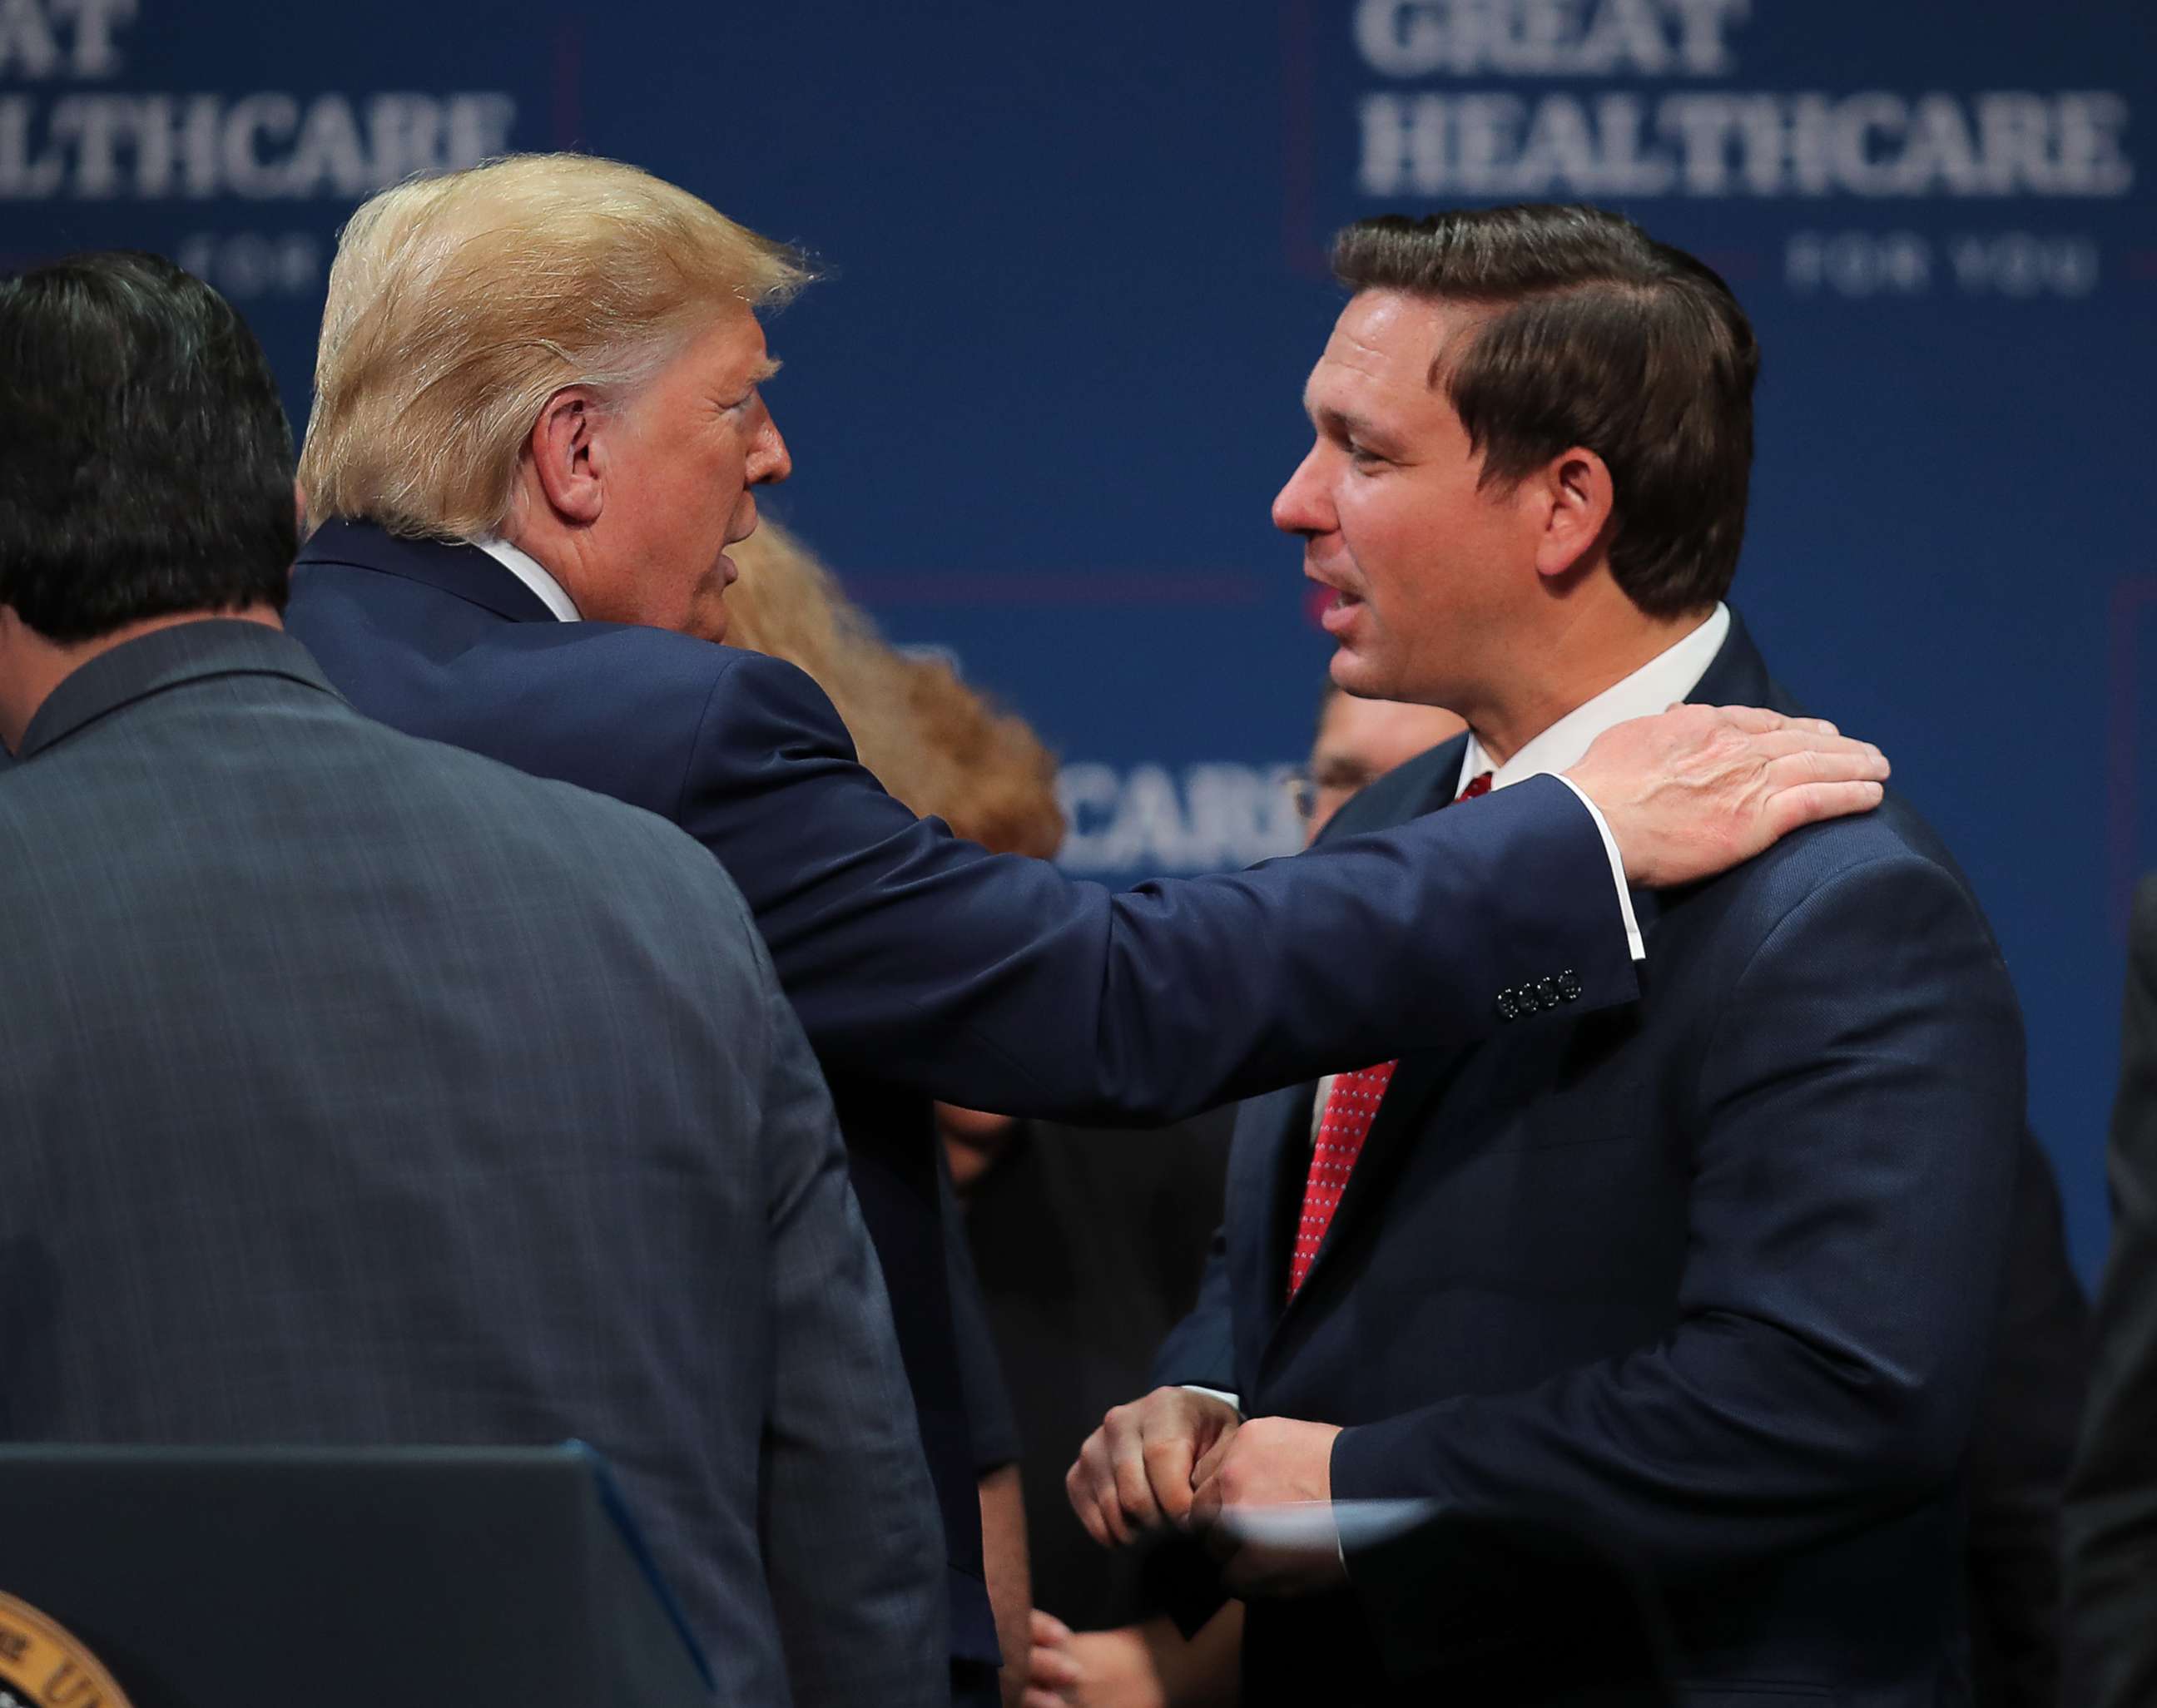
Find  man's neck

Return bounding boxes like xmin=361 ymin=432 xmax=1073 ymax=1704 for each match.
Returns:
xmin=1468 ymin=602 xmax=1714 ymax=770
xmin=0 ymin=605 xmax=282 ymax=753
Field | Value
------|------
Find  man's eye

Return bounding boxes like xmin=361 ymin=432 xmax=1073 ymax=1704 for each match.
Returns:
xmin=1348 ymin=443 xmax=1388 ymax=467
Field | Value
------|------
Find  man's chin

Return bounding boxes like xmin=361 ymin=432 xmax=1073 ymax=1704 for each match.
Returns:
xmin=681 ymin=582 xmax=733 ymax=646
xmin=1327 ymin=646 xmax=1396 ymax=701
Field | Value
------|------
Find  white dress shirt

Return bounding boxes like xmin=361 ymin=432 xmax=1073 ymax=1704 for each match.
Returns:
xmin=1467 ymin=602 xmax=1730 ymax=962
xmin=474 ymin=534 xmax=581 ymax=622
xmin=1459 ymin=604 xmax=1732 ymax=836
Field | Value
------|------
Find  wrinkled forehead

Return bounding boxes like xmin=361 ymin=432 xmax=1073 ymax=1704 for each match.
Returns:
xmin=1317 ymin=290 xmax=1487 ymax=392
xmin=667 ymin=301 xmax=782 ymax=388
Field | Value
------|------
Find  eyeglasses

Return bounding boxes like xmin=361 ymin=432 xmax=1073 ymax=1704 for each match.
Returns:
xmin=1285 ymin=773 xmax=1320 ymax=824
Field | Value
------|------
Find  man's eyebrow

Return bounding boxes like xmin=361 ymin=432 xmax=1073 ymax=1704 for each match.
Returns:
xmin=1310 ymin=403 xmax=1390 ymax=447
xmin=749 ymin=354 xmax=783 ymax=385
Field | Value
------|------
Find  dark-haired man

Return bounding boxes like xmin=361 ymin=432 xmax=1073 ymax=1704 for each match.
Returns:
xmin=0 ymin=251 xmax=945 ymax=1706
xmin=1073 ymin=206 xmax=2026 ymax=1706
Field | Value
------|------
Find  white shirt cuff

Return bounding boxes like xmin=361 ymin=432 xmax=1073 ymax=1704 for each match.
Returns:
xmin=1553 ymin=775 xmax=1646 ymax=963
xmin=1182 ymin=1384 xmax=1242 ymax=1415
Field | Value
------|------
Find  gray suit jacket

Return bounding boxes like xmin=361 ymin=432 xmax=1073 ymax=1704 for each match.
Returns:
xmin=0 ymin=621 xmax=944 ymax=1707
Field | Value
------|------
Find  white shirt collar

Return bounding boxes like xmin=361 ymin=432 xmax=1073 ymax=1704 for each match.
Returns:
xmin=1456 ymin=604 xmax=1731 ymax=799
xmin=472 ymin=535 xmax=581 ymax=622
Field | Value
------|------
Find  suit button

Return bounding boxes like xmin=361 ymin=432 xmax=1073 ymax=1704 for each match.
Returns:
xmin=1558 ymin=968 xmax=1582 ymax=1002
xmin=1535 ymin=976 xmax=1559 ymax=1008
xmin=1496 ymin=989 xmax=1518 ymax=1022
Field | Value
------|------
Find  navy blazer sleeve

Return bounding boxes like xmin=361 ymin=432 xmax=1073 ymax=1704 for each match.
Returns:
xmin=1328 ymin=848 xmax=2023 ymax=1674
xmin=680 ymin=653 xmax=1634 ymax=1121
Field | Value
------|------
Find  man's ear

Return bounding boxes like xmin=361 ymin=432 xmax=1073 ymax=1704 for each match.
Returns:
xmin=527 ymin=387 xmax=607 ymax=526
xmin=1532 ymin=446 xmax=1616 ymax=582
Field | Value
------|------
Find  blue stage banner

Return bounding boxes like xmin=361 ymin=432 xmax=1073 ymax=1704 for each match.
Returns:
xmin=0 ymin=0 xmax=566 ymax=399
xmin=3 ymin=0 xmax=2150 ymax=1277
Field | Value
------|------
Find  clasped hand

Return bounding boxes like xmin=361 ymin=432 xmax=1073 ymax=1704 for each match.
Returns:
xmin=1065 ymin=1388 xmax=1346 ymax=1594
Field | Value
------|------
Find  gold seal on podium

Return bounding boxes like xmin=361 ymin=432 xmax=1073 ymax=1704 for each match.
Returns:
xmin=0 ymin=1592 xmax=133 ymax=1708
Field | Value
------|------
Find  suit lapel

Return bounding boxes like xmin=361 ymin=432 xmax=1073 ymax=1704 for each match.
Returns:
xmin=1227 ymin=1082 xmax=1320 ymax=1370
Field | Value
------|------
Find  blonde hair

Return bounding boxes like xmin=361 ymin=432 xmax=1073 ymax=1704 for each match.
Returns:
xmin=726 ymin=522 xmax=1068 ymax=859
xmin=298 ymin=152 xmax=810 ymax=538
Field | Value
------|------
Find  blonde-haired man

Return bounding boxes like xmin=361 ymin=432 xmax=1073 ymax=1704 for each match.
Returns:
xmin=286 ymin=153 xmax=1891 ymax=1708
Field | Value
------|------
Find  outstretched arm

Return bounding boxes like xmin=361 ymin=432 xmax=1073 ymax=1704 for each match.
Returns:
xmin=684 ymin=653 xmax=1884 ymax=1121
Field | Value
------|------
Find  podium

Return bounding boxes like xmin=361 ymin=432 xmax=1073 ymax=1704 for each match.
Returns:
xmin=0 ymin=1443 xmax=713 ymax=1707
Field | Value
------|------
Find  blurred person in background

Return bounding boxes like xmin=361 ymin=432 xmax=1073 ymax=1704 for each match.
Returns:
xmin=1072 ymin=205 xmax=2025 ymax=1706
xmin=725 ymin=519 xmax=1067 ymax=862
xmin=282 ymin=153 xmax=1892 ymax=1707
xmin=2065 ymin=875 xmax=2157 ymax=1708
xmin=726 ymin=518 xmax=1236 ymax=1705
xmin=0 ymin=251 xmax=943 ymax=1706
xmin=1292 ymin=679 xmax=1465 ymax=836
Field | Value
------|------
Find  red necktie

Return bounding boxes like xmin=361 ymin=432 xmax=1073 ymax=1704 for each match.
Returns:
xmin=1286 ymin=769 xmax=1493 ymax=1301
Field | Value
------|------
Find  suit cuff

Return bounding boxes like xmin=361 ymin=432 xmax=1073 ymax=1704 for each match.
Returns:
xmin=1552 ymin=775 xmax=1645 ymax=963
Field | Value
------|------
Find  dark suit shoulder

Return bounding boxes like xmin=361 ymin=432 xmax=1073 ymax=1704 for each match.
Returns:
xmin=1664 ymin=790 xmax=2015 ymax=1042
xmin=1 ymin=677 xmax=756 ymax=963
xmin=493 ymin=624 xmax=859 ymax=768
xmin=290 ymin=552 xmax=860 ymax=821
xmin=1717 ymin=789 xmax=1984 ymax=923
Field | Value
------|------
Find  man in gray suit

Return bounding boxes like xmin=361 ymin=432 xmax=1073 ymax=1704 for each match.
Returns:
xmin=0 ymin=250 xmax=943 ymax=1707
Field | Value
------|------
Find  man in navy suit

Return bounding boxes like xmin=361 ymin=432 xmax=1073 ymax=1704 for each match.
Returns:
xmin=1071 ymin=206 xmax=2026 ymax=1706
xmin=282 ymin=158 xmax=1889 ymax=1706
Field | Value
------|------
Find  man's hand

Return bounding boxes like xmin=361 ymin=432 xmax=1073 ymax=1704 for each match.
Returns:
xmin=1564 ymin=704 xmax=1889 ymax=889
xmin=1067 ymin=1386 xmax=1241 ymax=1546
xmin=1188 ymin=1417 xmax=1346 ymax=1597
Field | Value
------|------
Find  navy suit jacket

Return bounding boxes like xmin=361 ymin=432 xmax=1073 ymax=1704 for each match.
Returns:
xmin=285 ymin=521 xmax=1641 ymax=1668
xmin=1157 ymin=616 xmax=2025 ymax=1707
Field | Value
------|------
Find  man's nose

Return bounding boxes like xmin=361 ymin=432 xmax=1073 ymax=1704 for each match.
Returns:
xmin=751 ymin=414 xmax=792 ymax=485
xmin=1272 ymin=448 xmax=1329 ymax=537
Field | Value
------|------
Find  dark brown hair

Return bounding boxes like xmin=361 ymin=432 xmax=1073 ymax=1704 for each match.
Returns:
xmin=0 ymin=251 xmax=295 ymax=641
xmin=1332 ymin=205 xmax=1757 ymax=617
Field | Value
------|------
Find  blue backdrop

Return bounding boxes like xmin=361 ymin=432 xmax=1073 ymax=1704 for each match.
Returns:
xmin=7 ymin=0 xmax=2150 ymax=1279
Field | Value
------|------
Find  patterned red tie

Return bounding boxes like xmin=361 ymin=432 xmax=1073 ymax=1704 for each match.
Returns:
xmin=1287 ymin=769 xmax=1493 ymax=1301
